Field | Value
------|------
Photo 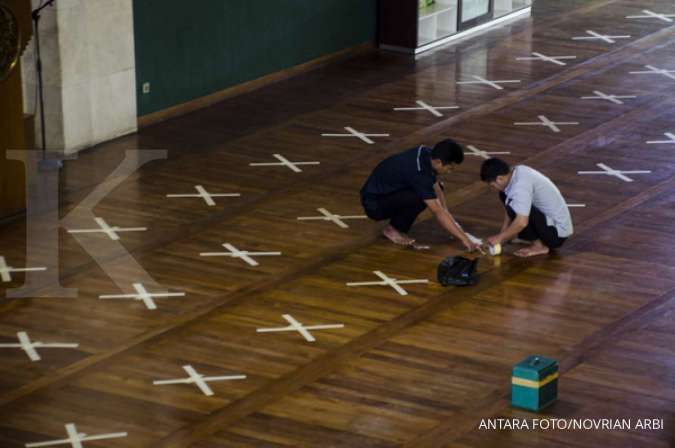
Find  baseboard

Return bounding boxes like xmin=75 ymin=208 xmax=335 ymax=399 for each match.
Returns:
xmin=137 ymin=41 xmax=376 ymax=128
xmin=0 ymin=208 xmax=25 ymax=225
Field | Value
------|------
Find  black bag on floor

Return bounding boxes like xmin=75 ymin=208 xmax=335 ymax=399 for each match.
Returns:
xmin=437 ymin=256 xmax=479 ymax=286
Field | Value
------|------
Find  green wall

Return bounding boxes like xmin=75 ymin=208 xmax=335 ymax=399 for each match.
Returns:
xmin=133 ymin=0 xmax=377 ymax=116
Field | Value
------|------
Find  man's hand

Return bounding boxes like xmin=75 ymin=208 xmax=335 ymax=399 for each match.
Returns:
xmin=487 ymin=235 xmax=502 ymax=246
xmin=462 ymin=238 xmax=483 ymax=253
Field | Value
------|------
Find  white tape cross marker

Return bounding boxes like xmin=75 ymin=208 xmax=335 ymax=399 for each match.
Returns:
xmin=0 ymin=256 xmax=47 ymax=283
xmin=346 ymin=270 xmax=429 ymax=296
xmin=646 ymin=132 xmax=675 ymax=145
xmin=256 ymin=314 xmax=344 ymax=342
xmin=464 ymin=145 xmax=511 ymax=160
xmin=321 ymin=126 xmax=390 ymax=144
xmin=200 ymin=243 xmax=281 ymax=267
xmin=166 ymin=185 xmax=240 ymax=206
xmin=297 ymin=208 xmax=367 ymax=228
xmin=66 ymin=217 xmax=146 ymax=241
xmin=629 ymin=65 xmax=675 ymax=81
xmin=456 ymin=75 xmax=521 ymax=90
xmin=516 ymin=52 xmax=577 ymax=66
xmin=393 ymin=100 xmax=459 ymax=117
xmin=571 ymin=30 xmax=631 ymax=44
xmin=98 ymin=283 xmax=185 ymax=310
xmin=580 ymin=90 xmax=637 ymax=105
xmin=249 ymin=154 xmax=320 ymax=173
xmin=577 ymin=163 xmax=651 ymax=182
xmin=0 ymin=331 xmax=79 ymax=362
xmin=625 ymin=9 xmax=675 ymax=23
xmin=153 ymin=365 xmax=246 ymax=396
xmin=514 ymin=115 xmax=579 ymax=133
xmin=25 ymin=423 xmax=128 ymax=448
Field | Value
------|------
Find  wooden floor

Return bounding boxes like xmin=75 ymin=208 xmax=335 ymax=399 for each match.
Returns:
xmin=2 ymin=0 xmax=675 ymax=446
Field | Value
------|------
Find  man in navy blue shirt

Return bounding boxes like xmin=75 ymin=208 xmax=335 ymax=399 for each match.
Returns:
xmin=360 ymin=139 xmax=480 ymax=251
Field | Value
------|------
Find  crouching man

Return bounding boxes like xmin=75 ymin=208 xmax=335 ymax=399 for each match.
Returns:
xmin=360 ymin=138 xmax=480 ymax=251
xmin=480 ymin=158 xmax=573 ymax=257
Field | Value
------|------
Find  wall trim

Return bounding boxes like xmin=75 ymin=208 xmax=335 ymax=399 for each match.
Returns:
xmin=137 ymin=41 xmax=375 ymax=128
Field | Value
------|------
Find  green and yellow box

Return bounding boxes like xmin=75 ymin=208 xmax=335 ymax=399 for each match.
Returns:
xmin=511 ymin=355 xmax=558 ymax=411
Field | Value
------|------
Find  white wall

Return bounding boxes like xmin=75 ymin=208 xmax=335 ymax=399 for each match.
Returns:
xmin=22 ymin=0 xmax=137 ymax=154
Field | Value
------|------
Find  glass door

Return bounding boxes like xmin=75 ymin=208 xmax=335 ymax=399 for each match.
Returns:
xmin=417 ymin=0 xmax=459 ymax=47
xmin=458 ymin=0 xmax=493 ymax=29
xmin=494 ymin=0 xmax=532 ymax=18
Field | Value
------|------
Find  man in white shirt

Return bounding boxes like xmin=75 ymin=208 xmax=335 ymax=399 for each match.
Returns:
xmin=480 ymin=158 xmax=573 ymax=257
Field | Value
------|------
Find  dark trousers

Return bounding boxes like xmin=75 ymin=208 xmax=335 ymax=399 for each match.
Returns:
xmin=362 ymin=190 xmax=426 ymax=233
xmin=500 ymin=193 xmax=566 ymax=249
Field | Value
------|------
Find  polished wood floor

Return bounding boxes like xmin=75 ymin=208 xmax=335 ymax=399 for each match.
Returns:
xmin=2 ymin=0 xmax=675 ymax=446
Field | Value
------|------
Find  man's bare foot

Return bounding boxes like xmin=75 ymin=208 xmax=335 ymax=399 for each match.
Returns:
xmin=382 ymin=225 xmax=415 ymax=246
xmin=514 ymin=240 xmax=550 ymax=257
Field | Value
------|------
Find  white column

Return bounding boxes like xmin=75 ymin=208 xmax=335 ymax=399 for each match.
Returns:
xmin=21 ymin=0 xmax=138 ymax=154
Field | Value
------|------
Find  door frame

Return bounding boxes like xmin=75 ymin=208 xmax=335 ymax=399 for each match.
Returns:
xmin=457 ymin=0 xmax=494 ymax=31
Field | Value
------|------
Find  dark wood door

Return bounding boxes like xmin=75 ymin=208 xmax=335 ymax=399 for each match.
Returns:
xmin=0 ymin=0 xmax=32 ymax=219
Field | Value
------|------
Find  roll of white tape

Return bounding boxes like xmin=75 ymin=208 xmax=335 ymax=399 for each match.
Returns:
xmin=489 ymin=243 xmax=502 ymax=256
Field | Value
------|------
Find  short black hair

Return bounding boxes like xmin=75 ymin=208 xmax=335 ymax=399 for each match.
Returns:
xmin=431 ymin=139 xmax=464 ymax=165
xmin=480 ymin=158 xmax=511 ymax=182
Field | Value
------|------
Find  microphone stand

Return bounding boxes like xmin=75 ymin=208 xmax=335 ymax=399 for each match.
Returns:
xmin=32 ymin=0 xmax=62 ymax=171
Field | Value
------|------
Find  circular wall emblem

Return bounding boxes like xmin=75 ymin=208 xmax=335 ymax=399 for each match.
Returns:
xmin=0 ymin=3 xmax=21 ymax=82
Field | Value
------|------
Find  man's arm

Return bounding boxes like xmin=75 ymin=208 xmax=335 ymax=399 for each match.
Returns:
xmin=429 ymin=182 xmax=482 ymax=250
xmin=434 ymin=182 xmax=448 ymax=211
xmin=491 ymin=182 xmax=533 ymax=246
xmin=425 ymin=198 xmax=477 ymax=250
xmin=500 ymin=210 xmax=511 ymax=234
xmin=433 ymin=181 xmax=463 ymax=230
xmin=488 ymin=214 xmax=528 ymax=245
